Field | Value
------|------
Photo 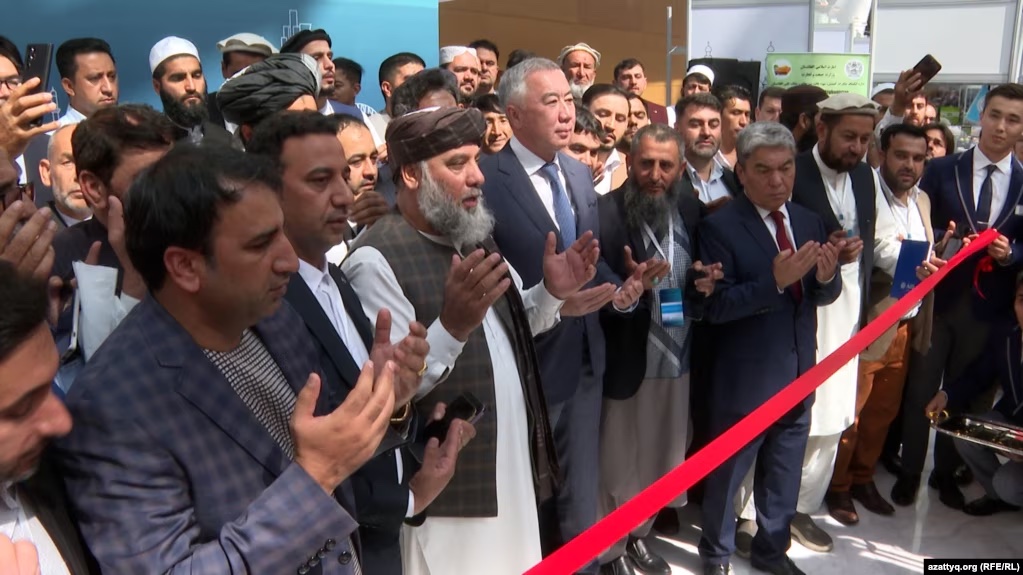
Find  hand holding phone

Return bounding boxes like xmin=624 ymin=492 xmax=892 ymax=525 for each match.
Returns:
xmin=422 ymin=392 xmax=485 ymax=443
xmin=912 ymin=54 xmax=942 ymax=87
xmin=22 ymin=44 xmax=54 ymax=128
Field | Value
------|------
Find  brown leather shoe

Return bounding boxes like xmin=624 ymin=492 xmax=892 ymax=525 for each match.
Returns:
xmin=825 ymin=490 xmax=859 ymax=525
xmin=851 ymin=481 xmax=895 ymax=516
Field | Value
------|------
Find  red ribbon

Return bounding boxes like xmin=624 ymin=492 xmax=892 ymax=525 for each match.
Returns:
xmin=526 ymin=228 xmax=1000 ymax=575
xmin=973 ymin=255 xmax=994 ymax=300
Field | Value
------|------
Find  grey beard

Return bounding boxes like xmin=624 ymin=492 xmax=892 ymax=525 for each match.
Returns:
xmin=570 ymin=81 xmax=592 ymax=102
xmin=418 ymin=167 xmax=495 ymax=248
xmin=624 ymin=179 xmax=678 ymax=239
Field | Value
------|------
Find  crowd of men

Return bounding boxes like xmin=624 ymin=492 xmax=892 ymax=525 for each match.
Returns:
xmin=0 ymin=26 xmax=1021 ymax=575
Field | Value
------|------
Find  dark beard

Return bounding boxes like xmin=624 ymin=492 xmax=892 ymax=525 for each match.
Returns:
xmin=796 ymin=129 xmax=818 ymax=153
xmin=624 ymin=179 xmax=679 ymax=239
xmin=160 ymin=89 xmax=209 ymax=129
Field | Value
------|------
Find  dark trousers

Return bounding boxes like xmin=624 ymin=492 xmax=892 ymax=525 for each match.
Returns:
xmin=698 ymin=404 xmax=810 ymax=567
xmin=900 ymin=294 xmax=990 ymax=478
xmin=539 ymin=350 xmax=602 ymax=575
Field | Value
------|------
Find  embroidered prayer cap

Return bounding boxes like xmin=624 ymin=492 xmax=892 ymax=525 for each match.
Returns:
xmin=685 ymin=64 xmax=715 ymax=86
xmin=217 ymin=33 xmax=277 ymax=57
xmin=440 ymin=46 xmax=478 ymax=66
xmin=280 ymin=29 xmax=331 ymax=54
xmin=150 ymin=36 xmax=200 ymax=74
xmin=557 ymin=43 xmax=601 ymax=67
xmin=386 ymin=106 xmax=486 ymax=168
xmin=818 ymin=92 xmax=880 ymax=117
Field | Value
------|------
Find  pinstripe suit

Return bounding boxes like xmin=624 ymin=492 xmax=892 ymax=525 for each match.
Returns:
xmin=56 ymin=296 xmax=362 ymax=575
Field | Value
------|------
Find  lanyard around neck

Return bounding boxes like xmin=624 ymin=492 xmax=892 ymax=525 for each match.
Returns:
xmin=642 ymin=215 xmax=674 ymax=272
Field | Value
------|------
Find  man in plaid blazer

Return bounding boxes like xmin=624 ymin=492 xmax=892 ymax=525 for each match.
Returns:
xmin=56 ymin=145 xmax=397 ymax=574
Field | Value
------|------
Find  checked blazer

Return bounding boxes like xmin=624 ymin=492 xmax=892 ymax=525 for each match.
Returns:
xmin=56 ymin=296 xmax=362 ymax=575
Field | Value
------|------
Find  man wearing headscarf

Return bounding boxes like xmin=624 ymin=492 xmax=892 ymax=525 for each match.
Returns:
xmin=217 ymin=53 xmax=320 ymax=145
xmin=341 ymin=107 xmax=600 ymax=575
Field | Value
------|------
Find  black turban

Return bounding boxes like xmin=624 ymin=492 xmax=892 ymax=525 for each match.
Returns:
xmin=280 ymin=29 xmax=331 ymax=54
xmin=217 ymin=53 xmax=319 ymax=127
xmin=386 ymin=107 xmax=486 ymax=168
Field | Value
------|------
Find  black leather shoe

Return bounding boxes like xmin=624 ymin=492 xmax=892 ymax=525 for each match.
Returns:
xmin=851 ymin=481 xmax=895 ymax=516
xmin=625 ymin=536 xmax=670 ymax=575
xmin=600 ymin=556 xmax=636 ymax=575
xmin=880 ymin=452 xmax=904 ymax=476
xmin=751 ymin=555 xmax=806 ymax=575
xmin=928 ymin=471 xmax=965 ymax=510
xmin=953 ymin=464 xmax=973 ymax=486
xmin=652 ymin=507 xmax=680 ymax=536
xmin=789 ymin=512 xmax=833 ymax=553
xmin=702 ymin=563 xmax=731 ymax=575
xmin=825 ymin=490 xmax=859 ymax=525
xmin=734 ymin=518 xmax=756 ymax=559
xmin=891 ymin=473 xmax=920 ymax=506
xmin=963 ymin=496 xmax=1022 ymax=516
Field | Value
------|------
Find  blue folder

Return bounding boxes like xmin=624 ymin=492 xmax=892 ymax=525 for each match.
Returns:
xmin=890 ymin=239 xmax=931 ymax=299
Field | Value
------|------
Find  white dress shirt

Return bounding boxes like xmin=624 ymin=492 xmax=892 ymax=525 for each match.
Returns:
xmin=297 ymin=258 xmax=418 ymax=517
xmin=1 ymin=484 xmax=71 ymax=575
xmin=813 ymin=144 xmax=860 ymax=236
xmin=876 ymin=175 xmax=928 ymax=319
xmin=14 ymin=154 xmax=26 ymax=185
xmin=686 ymin=160 xmax=732 ymax=204
xmin=57 ymin=106 xmax=86 ymax=127
xmin=594 ymin=149 xmax=623 ymax=196
xmin=972 ymin=146 xmax=1014 ymax=228
xmin=508 ymin=136 xmax=573 ymax=231
xmin=71 ymin=261 xmax=140 ymax=362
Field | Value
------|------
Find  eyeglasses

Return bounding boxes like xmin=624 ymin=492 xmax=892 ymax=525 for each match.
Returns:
xmin=1 ymin=182 xmax=34 ymax=211
xmin=0 ymin=77 xmax=23 ymax=91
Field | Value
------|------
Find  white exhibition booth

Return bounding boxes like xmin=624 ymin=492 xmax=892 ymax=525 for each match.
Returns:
xmin=685 ymin=0 xmax=1023 ymax=91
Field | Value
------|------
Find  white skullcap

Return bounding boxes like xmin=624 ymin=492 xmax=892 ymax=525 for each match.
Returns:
xmin=685 ymin=64 xmax=715 ymax=86
xmin=440 ymin=46 xmax=478 ymax=66
xmin=870 ymin=82 xmax=896 ymax=99
xmin=557 ymin=43 xmax=601 ymax=67
xmin=217 ymin=33 xmax=277 ymax=57
xmin=150 ymin=36 xmax=200 ymax=74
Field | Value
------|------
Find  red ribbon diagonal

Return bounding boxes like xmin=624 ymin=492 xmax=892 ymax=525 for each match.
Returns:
xmin=526 ymin=229 xmax=999 ymax=575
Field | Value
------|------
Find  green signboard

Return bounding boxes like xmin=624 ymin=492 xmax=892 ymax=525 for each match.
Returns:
xmin=765 ymin=53 xmax=871 ymax=96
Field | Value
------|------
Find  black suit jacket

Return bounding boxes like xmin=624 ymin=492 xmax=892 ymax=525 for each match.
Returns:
xmin=598 ymin=181 xmax=706 ymax=399
xmin=791 ymin=151 xmax=875 ymax=325
xmin=207 ymin=90 xmax=226 ymax=128
xmin=284 ymin=265 xmax=414 ymax=575
xmin=20 ymin=458 xmax=97 ymax=574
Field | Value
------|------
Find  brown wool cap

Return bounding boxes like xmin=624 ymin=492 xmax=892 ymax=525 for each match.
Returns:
xmin=386 ymin=107 xmax=486 ymax=167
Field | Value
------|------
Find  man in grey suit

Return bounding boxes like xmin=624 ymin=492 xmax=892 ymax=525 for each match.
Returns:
xmin=57 ymin=144 xmax=397 ymax=574
xmin=479 ymin=57 xmax=645 ymax=573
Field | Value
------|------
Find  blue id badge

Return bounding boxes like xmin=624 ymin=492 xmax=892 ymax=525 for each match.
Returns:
xmin=659 ymin=288 xmax=684 ymax=327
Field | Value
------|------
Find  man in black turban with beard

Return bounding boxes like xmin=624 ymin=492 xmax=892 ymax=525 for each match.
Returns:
xmin=218 ymin=53 xmax=321 ymax=146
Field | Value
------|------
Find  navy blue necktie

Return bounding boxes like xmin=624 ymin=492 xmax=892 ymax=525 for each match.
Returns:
xmin=539 ymin=162 xmax=577 ymax=248
xmin=976 ymin=164 xmax=998 ymax=230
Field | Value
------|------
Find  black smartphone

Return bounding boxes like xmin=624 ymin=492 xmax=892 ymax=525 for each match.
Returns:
xmin=912 ymin=54 xmax=942 ymax=87
xmin=422 ymin=392 xmax=486 ymax=443
xmin=23 ymin=43 xmax=53 ymax=127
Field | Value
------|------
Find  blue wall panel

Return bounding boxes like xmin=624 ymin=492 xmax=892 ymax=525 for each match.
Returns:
xmin=5 ymin=1 xmax=439 ymax=118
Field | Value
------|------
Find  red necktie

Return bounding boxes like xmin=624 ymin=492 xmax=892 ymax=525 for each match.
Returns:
xmin=769 ymin=210 xmax=803 ymax=304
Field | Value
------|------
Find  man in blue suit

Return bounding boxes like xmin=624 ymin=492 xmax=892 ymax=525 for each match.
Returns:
xmin=893 ymin=83 xmax=1023 ymax=509
xmin=479 ymin=57 xmax=645 ymax=573
xmin=697 ymin=122 xmax=842 ymax=575
xmin=57 ymin=145 xmax=398 ymax=574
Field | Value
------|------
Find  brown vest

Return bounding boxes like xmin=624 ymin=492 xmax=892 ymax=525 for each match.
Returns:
xmin=350 ymin=214 xmax=558 ymax=517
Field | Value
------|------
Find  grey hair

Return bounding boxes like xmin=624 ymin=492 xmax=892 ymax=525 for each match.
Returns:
xmin=497 ymin=57 xmax=562 ymax=109
xmin=47 ymin=124 xmax=77 ymax=160
xmin=736 ymin=122 xmax=796 ymax=166
xmin=630 ymin=123 xmax=684 ymax=165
